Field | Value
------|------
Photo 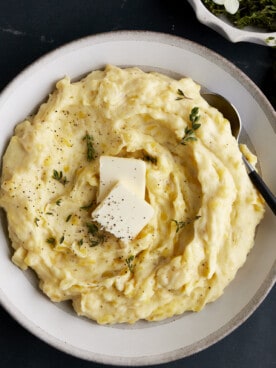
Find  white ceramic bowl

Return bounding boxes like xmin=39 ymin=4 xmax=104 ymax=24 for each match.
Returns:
xmin=187 ymin=0 xmax=276 ymax=46
xmin=0 ymin=31 xmax=275 ymax=366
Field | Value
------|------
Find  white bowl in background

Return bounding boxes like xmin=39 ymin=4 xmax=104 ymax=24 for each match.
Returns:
xmin=187 ymin=0 xmax=276 ymax=46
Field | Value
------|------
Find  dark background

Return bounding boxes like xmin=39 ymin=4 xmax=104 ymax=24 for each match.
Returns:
xmin=0 ymin=1 xmax=275 ymax=367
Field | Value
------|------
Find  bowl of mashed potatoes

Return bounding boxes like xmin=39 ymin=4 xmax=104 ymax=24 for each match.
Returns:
xmin=0 ymin=31 xmax=275 ymax=365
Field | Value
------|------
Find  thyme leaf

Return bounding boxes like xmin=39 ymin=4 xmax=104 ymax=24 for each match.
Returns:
xmin=34 ymin=217 xmax=40 ymax=227
xmin=46 ymin=237 xmax=56 ymax=246
xmin=86 ymin=222 xmax=99 ymax=235
xmin=126 ymin=255 xmax=135 ymax=273
xmin=176 ymin=88 xmax=193 ymax=101
xmin=52 ymin=170 xmax=68 ymax=185
xmin=172 ymin=216 xmax=201 ymax=233
xmin=86 ymin=222 xmax=105 ymax=246
xmin=80 ymin=201 xmax=94 ymax=210
xmin=143 ymin=154 xmax=158 ymax=164
xmin=189 ymin=107 xmax=200 ymax=124
xmin=90 ymin=240 xmax=100 ymax=247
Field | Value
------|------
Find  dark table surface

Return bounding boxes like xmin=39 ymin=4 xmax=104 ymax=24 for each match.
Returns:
xmin=0 ymin=1 xmax=275 ymax=367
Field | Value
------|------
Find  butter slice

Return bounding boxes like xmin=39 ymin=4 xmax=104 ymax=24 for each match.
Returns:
xmin=98 ymin=156 xmax=146 ymax=202
xmin=92 ymin=181 xmax=154 ymax=241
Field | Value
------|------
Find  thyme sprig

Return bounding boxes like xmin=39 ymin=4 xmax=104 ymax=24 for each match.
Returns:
xmin=181 ymin=107 xmax=201 ymax=145
xmin=80 ymin=201 xmax=94 ymax=211
xmin=46 ymin=237 xmax=56 ymax=246
xmin=176 ymin=88 xmax=193 ymax=101
xmin=52 ymin=170 xmax=69 ymax=185
xmin=66 ymin=214 xmax=72 ymax=222
xmin=86 ymin=222 xmax=105 ymax=247
xmin=172 ymin=216 xmax=201 ymax=233
xmin=83 ymin=132 xmax=96 ymax=161
xmin=56 ymin=199 xmax=62 ymax=206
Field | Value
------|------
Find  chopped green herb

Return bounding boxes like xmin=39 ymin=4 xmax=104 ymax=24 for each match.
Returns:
xmin=126 ymin=255 xmax=135 ymax=273
xmin=34 ymin=217 xmax=40 ymax=227
xmin=56 ymin=199 xmax=62 ymax=206
xmin=86 ymin=222 xmax=105 ymax=246
xmin=83 ymin=132 xmax=96 ymax=161
xmin=46 ymin=212 xmax=54 ymax=215
xmin=172 ymin=216 xmax=201 ymax=233
xmin=172 ymin=219 xmax=185 ymax=233
xmin=181 ymin=107 xmax=201 ymax=145
xmin=46 ymin=237 xmax=56 ymax=246
xmin=52 ymin=170 xmax=68 ymax=185
xmin=176 ymin=88 xmax=192 ymax=100
xmin=86 ymin=222 xmax=99 ymax=235
xmin=78 ymin=239 xmax=84 ymax=246
xmin=143 ymin=154 xmax=157 ymax=164
xmin=66 ymin=214 xmax=72 ymax=222
xmin=181 ymin=127 xmax=198 ymax=144
xmin=90 ymin=240 xmax=100 ymax=247
xmin=80 ymin=201 xmax=94 ymax=210
xmin=59 ymin=235 xmax=65 ymax=244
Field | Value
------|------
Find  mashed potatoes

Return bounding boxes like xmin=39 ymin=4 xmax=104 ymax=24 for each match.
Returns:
xmin=0 ymin=65 xmax=265 ymax=324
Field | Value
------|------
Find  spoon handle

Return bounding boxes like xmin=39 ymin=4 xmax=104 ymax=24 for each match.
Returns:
xmin=243 ymin=157 xmax=276 ymax=216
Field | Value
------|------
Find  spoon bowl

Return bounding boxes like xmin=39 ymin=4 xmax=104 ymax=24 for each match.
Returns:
xmin=202 ymin=92 xmax=276 ymax=215
xmin=202 ymin=93 xmax=241 ymax=139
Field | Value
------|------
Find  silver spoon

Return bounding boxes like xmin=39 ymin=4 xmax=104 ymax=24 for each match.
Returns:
xmin=202 ymin=93 xmax=276 ymax=216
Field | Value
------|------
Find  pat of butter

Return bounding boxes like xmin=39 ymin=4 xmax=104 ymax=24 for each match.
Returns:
xmin=92 ymin=181 xmax=154 ymax=241
xmin=98 ymin=156 xmax=146 ymax=202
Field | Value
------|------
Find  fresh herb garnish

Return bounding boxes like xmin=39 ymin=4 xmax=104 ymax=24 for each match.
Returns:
xmin=172 ymin=216 xmax=201 ymax=233
xmin=126 ymin=255 xmax=135 ymax=273
xmin=52 ymin=170 xmax=68 ymax=185
xmin=143 ymin=154 xmax=158 ymax=164
xmin=59 ymin=235 xmax=65 ymax=244
xmin=66 ymin=214 xmax=72 ymax=222
xmin=86 ymin=222 xmax=105 ymax=246
xmin=202 ymin=0 xmax=276 ymax=32
xmin=181 ymin=107 xmax=201 ymax=145
xmin=86 ymin=222 xmax=99 ymax=235
xmin=46 ymin=237 xmax=56 ymax=246
xmin=176 ymin=88 xmax=192 ymax=101
xmin=83 ymin=132 xmax=96 ymax=161
xmin=78 ymin=239 xmax=84 ymax=246
xmin=34 ymin=217 xmax=40 ymax=227
xmin=56 ymin=199 xmax=62 ymax=206
xmin=80 ymin=201 xmax=94 ymax=210
xmin=266 ymin=36 xmax=276 ymax=46
xmin=189 ymin=106 xmax=201 ymax=124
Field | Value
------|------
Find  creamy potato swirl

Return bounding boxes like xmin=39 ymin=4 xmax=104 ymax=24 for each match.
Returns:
xmin=0 ymin=65 xmax=264 ymax=324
